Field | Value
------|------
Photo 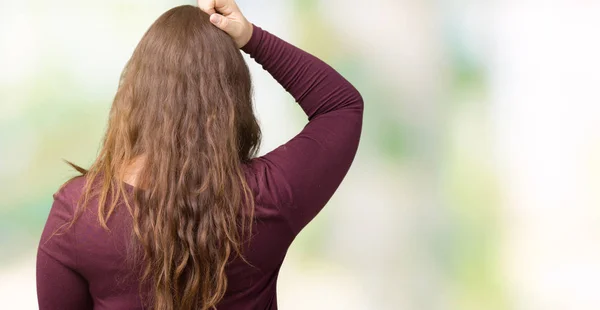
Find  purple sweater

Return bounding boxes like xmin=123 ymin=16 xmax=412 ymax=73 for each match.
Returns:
xmin=37 ymin=24 xmax=363 ymax=310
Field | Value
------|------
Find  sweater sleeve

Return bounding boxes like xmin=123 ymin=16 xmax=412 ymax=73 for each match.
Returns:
xmin=37 ymin=193 xmax=93 ymax=309
xmin=241 ymin=24 xmax=364 ymax=235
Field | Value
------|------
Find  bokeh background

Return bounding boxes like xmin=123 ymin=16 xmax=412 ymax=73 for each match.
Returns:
xmin=1 ymin=0 xmax=600 ymax=309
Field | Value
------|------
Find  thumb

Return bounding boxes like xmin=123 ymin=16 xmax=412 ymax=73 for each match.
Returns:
xmin=209 ymin=13 xmax=231 ymax=32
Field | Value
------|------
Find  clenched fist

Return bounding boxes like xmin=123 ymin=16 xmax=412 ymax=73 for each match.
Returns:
xmin=197 ymin=0 xmax=253 ymax=48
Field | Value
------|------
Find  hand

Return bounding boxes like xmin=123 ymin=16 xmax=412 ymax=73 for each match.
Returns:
xmin=197 ymin=0 xmax=253 ymax=48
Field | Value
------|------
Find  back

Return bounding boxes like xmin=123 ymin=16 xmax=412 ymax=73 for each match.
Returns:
xmin=37 ymin=22 xmax=363 ymax=310
xmin=40 ymin=165 xmax=294 ymax=309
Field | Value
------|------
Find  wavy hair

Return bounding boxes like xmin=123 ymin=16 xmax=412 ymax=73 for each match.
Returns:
xmin=64 ymin=5 xmax=261 ymax=310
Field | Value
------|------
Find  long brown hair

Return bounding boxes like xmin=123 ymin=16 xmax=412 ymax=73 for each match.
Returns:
xmin=65 ymin=5 xmax=261 ymax=309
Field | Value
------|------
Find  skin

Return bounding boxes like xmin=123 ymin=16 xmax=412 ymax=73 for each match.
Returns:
xmin=197 ymin=0 xmax=254 ymax=48
xmin=123 ymin=156 xmax=145 ymax=188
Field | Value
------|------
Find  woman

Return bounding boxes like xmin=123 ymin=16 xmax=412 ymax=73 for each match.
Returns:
xmin=36 ymin=1 xmax=363 ymax=309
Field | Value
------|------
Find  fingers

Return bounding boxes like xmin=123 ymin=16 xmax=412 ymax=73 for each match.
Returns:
xmin=197 ymin=0 xmax=217 ymax=15
xmin=199 ymin=0 xmax=240 ymax=16
xmin=199 ymin=0 xmax=249 ymax=48
xmin=209 ymin=13 xmax=231 ymax=32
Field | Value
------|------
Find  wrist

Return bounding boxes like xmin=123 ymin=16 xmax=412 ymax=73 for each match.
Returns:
xmin=239 ymin=20 xmax=253 ymax=49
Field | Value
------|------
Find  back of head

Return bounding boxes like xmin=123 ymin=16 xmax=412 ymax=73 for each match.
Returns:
xmin=116 ymin=4 xmax=260 ymax=164
xmin=69 ymin=5 xmax=261 ymax=310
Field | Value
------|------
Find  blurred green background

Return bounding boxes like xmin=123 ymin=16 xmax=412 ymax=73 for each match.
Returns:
xmin=2 ymin=1 xmax=600 ymax=309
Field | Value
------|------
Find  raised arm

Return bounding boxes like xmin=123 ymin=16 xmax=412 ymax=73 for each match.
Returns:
xmin=200 ymin=1 xmax=363 ymax=235
xmin=240 ymin=25 xmax=363 ymax=234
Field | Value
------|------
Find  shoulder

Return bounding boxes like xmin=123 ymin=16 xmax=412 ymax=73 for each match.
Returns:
xmin=53 ymin=175 xmax=87 ymax=210
xmin=242 ymin=158 xmax=298 ymax=232
xmin=243 ymin=158 xmax=293 ymax=209
xmin=45 ymin=175 xmax=89 ymax=228
xmin=38 ymin=176 xmax=88 ymax=268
